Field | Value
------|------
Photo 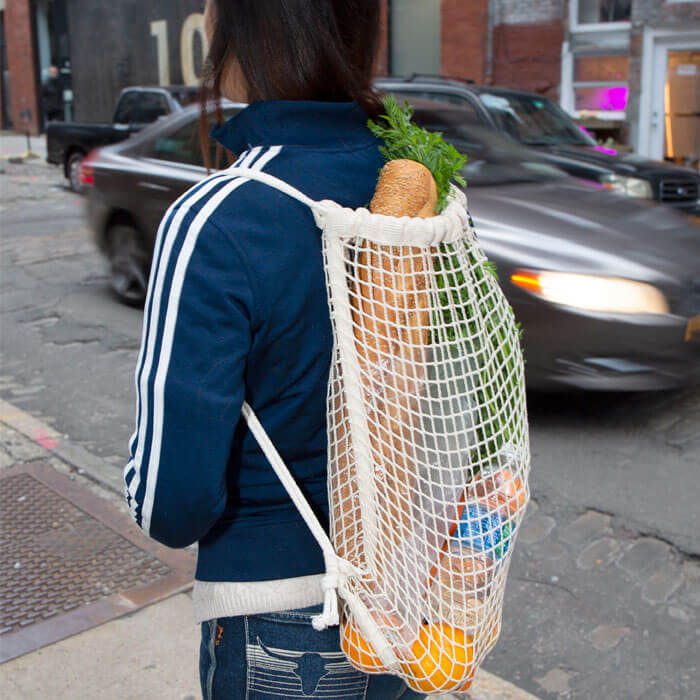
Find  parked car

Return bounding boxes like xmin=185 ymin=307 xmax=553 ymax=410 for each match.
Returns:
xmin=47 ymin=86 xmax=199 ymax=192
xmin=83 ymin=100 xmax=700 ymax=391
xmin=376 ymin=75 xmax=700 ymax=216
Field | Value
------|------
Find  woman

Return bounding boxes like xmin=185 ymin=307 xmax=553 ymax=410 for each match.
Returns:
xmin=123 ymin=1 xmax=422 ymax=697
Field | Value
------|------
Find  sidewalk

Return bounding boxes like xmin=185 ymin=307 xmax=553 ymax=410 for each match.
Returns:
xmin=0 ymin=130 xmax=48 ymax=161
xmin=0 ymin=400 xmax=539 ymax=700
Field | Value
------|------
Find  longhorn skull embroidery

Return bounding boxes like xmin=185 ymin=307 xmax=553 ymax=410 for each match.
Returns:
xmin=258 ymin=638 xmax=331 ymax=695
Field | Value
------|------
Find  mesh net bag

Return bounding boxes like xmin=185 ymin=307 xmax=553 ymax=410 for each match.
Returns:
xmin=233 ymin=167 xmax=530 ymax=695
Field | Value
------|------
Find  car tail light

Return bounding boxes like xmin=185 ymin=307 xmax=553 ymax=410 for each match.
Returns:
xmin=79 ymin=148 xmax=100 ymax=186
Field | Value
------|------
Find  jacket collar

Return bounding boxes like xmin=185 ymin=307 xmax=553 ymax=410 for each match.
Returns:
xmin=210 ymin=100 xmax=376 ymax=154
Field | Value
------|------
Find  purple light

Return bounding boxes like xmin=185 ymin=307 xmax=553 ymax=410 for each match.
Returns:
xmin=606 ymin=86 xmax=629 ymax=111
xmin=576 ymin=86 xmax=629 ymax=112
xmin=594 ymin=145 xmax=619 ymax=156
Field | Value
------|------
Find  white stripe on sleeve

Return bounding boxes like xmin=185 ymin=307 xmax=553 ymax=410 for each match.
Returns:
xmin=130 ymin=146 xmax=282 ymax=530
xmin=125 ymin=146 xmax=268 ymax=518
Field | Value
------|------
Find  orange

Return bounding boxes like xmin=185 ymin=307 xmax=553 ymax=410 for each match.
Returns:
xmin=499 ymin=469 xmax=527 ymax=515
xmin=482 ymin=615 xmax=502 ymax=651
xmin=340 ymin=619 xmax=387 ymax=673
xmin=471 ymin=468 xmax=527 ymax=516
xmin=474 ymin=614 xmax=501 ymax=659
xmin=402 ymin=623 xmax=474 ymax=693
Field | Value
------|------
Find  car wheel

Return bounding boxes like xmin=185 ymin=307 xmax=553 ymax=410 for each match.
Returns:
xmin=67 ymin=151 xmax=85 ymax=193
xmin=106 ymin=224 xmax=150 ymax=307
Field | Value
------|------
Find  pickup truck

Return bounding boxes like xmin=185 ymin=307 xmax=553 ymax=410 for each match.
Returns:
xmin=47 ymin=86 xmax=198 ymax=192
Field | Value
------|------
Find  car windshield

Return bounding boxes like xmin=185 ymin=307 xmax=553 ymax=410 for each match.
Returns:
xmin=479 ymin=92 xmax=596 ymax=147
xmin=412 ymin=107 xmax=567 ymax=186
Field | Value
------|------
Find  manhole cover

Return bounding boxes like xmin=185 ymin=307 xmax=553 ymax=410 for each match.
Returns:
xmin=0 ymin=462 xmax=195 ymax=663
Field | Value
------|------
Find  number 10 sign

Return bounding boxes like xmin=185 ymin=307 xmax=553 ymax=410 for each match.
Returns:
xmin=150 ymin=14 xmax=209 ymax=87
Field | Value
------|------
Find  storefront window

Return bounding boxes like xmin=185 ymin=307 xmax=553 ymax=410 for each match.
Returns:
xmin=577 ymin=0 xmax=631 ymax=25
xmin=664 ymin=50 xmax=700 ymax=169
xmin=574 ymin=85 xmax=629 ymax=112
xmin=391 ymin=0 xmax=441 ymax=77
xmin=572 ymin=55 xmax=629 ymax=114
xmin=574 ymin=55 xmax=629 ymax=82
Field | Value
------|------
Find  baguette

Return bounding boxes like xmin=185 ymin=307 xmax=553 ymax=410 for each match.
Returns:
xmin=361 ymin=159 xmax=436 ymax=554
xmin=333 ymin=159 xmax=437 ymax=581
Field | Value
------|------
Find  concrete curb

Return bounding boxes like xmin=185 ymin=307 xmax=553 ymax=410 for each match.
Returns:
xmin=0 ymin=398 xmax=123 ymax=495
xmin=0 ymin=397 xmax=540 ymax=700
xmin=0 ymin=131 xmax=47 ymax=162
xmin=0 ymin=151 xmax=43 ymax=161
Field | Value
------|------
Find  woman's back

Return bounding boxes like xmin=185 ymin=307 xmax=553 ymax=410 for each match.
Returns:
xmin=124 ymin=99 xmax=383 ymax=619
xmin=122 ymin=3 xmax=431 ymax=697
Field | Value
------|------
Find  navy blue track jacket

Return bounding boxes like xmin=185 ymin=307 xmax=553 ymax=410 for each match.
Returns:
xmin=123 ymin=100 xmax=383 ymax=583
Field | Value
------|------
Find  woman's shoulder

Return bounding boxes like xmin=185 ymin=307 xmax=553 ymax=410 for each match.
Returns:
xmin=172 ymin=142 xmax=382 ymax=238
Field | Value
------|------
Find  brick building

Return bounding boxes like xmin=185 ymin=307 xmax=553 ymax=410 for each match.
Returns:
xmin=389 ymin=0 xmax=699 ymax=164
xmin=2 ymin=0 xmax=698 ymax=165
xmin=1 ymin=0 xmax=72 ymax=134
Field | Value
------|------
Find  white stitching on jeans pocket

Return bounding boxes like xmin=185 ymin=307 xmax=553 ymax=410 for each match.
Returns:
xmin=245 ymin=636 xmax=369 ymax=698
xmin=206 ymin=619 xmax=217 ymax=700
xmin=244 ymin=617 xmax=251 ymax=700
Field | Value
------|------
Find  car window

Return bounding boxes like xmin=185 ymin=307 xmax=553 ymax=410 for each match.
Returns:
xmin=413 ymin=108 xmax=487 ymax=152
xmin=114 ymin=91 xmax=169 ymax=125
xmin=153 ymin=122 xmax=202 ymax=166
xmin=479 ymin=92 xmax=595 ymax=147
xmin=388 ymin=89 xmax=482 ymax=125
xmin=113 ymin=92 xmax=140 ymax=124
xmin=426 ymin=92 xmax=477 ymax=110
xmin=132 ymin=93 xmax=170 ymax=124
xmin=412 ymin=107 xmax=566 ymax=186
xmin=151 ymin=110 xmax=240 ymax=168
xmin=169 ymin=89 xmax=200 ymax=109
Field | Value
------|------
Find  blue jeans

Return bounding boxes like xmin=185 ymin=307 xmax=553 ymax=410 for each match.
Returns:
xmin=199 ymin=605 xmax=425 ymax=699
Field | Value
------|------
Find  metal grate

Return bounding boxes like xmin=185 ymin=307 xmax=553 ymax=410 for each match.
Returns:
xmin=0 ymin=463 xmax=195 ymax=662
xmin=659 ymin=179 xmax=699 ymax=204
xmin=679 ymin=277 xmax=700 ymax=318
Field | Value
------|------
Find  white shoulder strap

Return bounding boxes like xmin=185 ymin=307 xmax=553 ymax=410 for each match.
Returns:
xmin=240 ymin=401 xmax=358 ymax=630
xmin=226 ymin=165 xmax=469 ymax=247
xmin=230 ymin=167 xmax=360 ymax=629
xmin=226 ymin=166 xmax=320 ymax=210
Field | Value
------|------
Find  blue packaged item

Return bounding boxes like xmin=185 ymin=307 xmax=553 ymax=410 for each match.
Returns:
xmin=455 ymin=503 xmax=516 ymax=559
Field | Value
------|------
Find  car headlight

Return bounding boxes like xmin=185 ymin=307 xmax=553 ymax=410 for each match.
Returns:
xmin=601 ymin=174 xmax=653 ymax=199
xmin=511 ymin=270 xmax=669 ymax=314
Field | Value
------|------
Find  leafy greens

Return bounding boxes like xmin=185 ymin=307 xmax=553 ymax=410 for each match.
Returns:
xmin=368 ymin=95 xmax=467 ymax=213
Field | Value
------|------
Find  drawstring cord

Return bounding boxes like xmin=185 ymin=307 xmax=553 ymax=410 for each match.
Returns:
xmin=312 ymin=555 xmax=364 ymax=631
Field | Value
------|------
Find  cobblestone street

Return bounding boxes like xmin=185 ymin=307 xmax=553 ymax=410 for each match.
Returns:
xmin=486 ymin=385 xmax=700 ymax=698
xmin=493 ymin=484 xmax=700 ymax=698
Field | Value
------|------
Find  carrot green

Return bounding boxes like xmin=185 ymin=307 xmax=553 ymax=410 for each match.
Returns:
xmin=369 ymin=94 xmax=524 ymax=464
xmin=367 ymin=95 xmax=467 ymax=213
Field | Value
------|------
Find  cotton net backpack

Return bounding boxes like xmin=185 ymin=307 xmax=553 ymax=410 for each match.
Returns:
xmin=230 ymin=164 xmax=530 ymax=694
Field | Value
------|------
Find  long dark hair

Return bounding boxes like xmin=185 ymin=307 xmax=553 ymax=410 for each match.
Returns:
xmin=200 ymin=0 xmax=383 ymax=169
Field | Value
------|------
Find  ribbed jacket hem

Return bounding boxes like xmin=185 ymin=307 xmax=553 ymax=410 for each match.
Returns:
xmin=193 ymin=574 xmax=325 ymax=624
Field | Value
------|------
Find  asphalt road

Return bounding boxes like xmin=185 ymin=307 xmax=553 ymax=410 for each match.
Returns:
xmin=1 ymin=159 xmax=699 ymax=698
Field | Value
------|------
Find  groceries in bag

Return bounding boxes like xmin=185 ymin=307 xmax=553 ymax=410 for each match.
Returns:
xmin=330 ymin=97 xmax=529 ymax=690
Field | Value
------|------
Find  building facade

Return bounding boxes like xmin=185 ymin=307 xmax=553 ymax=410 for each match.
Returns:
xmin=1 ymin=0 xmax=207 ymax=132
xmin=2 ymin=0 xmax=698 ymax=167
xmin=560 ymin=0 xmax=700 ymax=163
xmin=1 ymin=0 xmax=72 ymax=133
xmin=390 ymin=0 xmax=699 ymax=166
